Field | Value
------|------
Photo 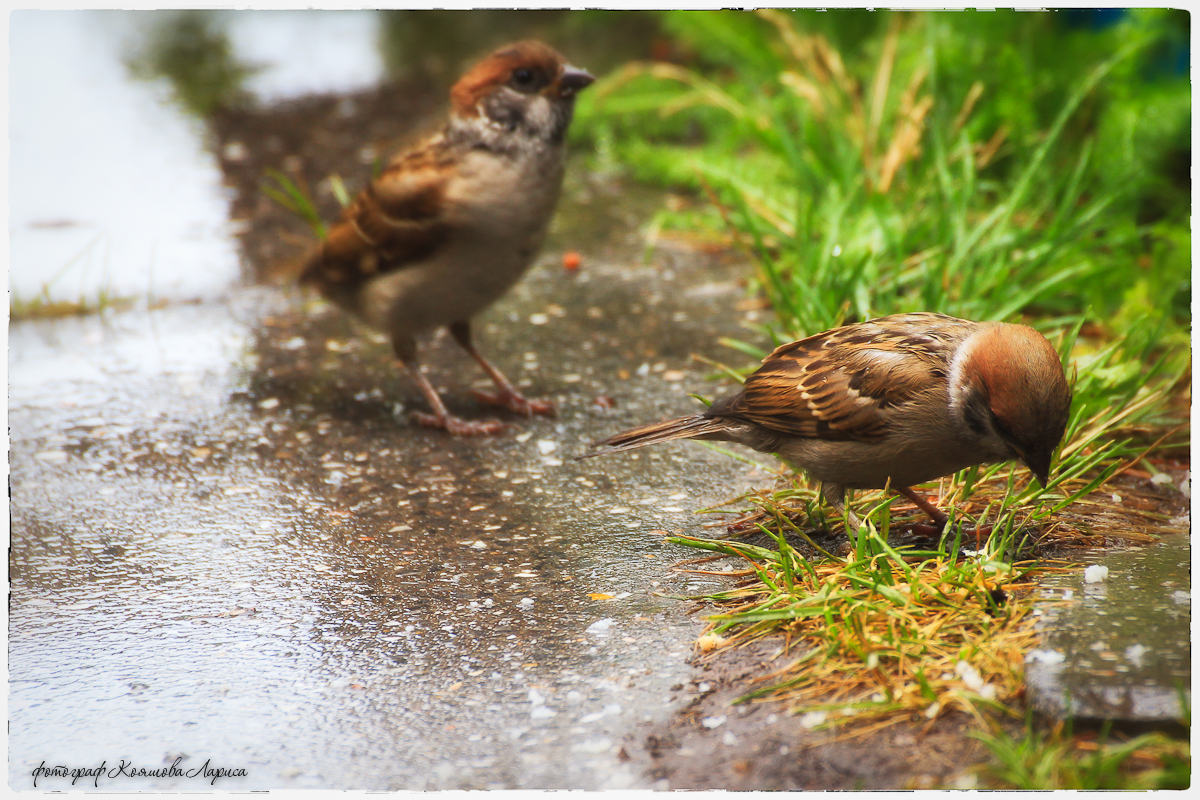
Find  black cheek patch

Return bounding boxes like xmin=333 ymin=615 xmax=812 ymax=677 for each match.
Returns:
xmin=989 ymin=412 xmax=1016 ymax=443
xmin=962 ymin=398 xmax=991 ymax=437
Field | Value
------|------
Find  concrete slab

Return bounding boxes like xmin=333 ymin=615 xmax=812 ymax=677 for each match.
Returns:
xmin=1026 ymin=529 xmax=1191 ymax=728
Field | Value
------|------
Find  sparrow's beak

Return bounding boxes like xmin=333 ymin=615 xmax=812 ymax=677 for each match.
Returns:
xmin=1024 ymin=451 xmax=1052 ymax=489
xmin=557 ymin=65 xmax=595 ymax=96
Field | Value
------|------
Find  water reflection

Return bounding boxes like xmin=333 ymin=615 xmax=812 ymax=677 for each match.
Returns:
xmin=224 ymin=11 xmax=384 ymax=103
xmin=8 ymin=10 xmax=388 ymax=313
xmin=9 ymin=10 xmax=240 ymax=308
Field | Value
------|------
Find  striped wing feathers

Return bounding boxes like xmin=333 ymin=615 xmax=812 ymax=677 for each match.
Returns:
xmin=718 ymin=313 xmax=970 ymax=442
xmin=300 ymin=135 xmax=456 ymax=290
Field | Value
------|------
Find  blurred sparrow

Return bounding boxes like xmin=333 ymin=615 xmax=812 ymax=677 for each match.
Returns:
xmin=300 ymin=41 xmax=594 ymax=435
xmin=588 ymin=312 xmax=1072 ymax=533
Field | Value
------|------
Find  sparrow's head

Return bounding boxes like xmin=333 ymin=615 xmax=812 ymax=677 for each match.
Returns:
xmin=450 ymin=41 xmax=594 ymax=141
xmin=959 ymin=323 xmax=1073 ymax=487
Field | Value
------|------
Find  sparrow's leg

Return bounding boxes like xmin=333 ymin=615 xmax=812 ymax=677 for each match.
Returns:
xmin=896 ymin=487 xmax=996 ymax=545
xmin=449 ymin=321 xmax=555 ymax=417
xmin=393 ymin=337 xmax=506 ymax=436
xmin=896 ymin=486 xmax=950 ymax=530
xmin=821 ymin=483 xmax=862 ymax=538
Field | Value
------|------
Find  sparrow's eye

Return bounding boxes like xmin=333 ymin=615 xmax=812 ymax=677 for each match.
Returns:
xmin=510 ymin=68 xmax=538 ymax=90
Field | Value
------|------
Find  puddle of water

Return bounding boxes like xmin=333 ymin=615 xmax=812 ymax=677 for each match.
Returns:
xmin=7 ymin=291 xmax=271 ymax=409
xmin=224 ymin=10 xmax=384 ymax=101
xmin=7 ymin=10 xmax=389 ymax=311
xmin=8 ymin=11 xmax=240 ymax=307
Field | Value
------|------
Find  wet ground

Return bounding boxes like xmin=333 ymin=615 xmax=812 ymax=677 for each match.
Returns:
xmin=8 ymin=10 xmax=1190 ymax=792
xmin=1027 ymin=531 xmax=1191 ymax=728
xmin=9 ymin=194 xmax=781 ymax=790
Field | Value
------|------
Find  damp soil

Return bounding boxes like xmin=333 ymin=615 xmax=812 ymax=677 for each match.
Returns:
xmin=212 ymin=78 xmax=443 ymax=281
xmin=633 ymin=640 xmax=1002 ymax=791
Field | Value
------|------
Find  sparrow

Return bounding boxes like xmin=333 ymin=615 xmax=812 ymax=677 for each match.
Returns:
xmin=587 ymin=312 xmax=1072 ymax=533
xmin=299 ymin=41 xmax=594 ymax=435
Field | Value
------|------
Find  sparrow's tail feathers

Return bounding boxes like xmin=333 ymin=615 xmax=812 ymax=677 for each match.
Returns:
xmin=581 ymin=414 xmax=730 ymax=458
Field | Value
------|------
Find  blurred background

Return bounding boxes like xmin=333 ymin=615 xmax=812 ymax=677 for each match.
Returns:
xmin=9 ymin=9 xmax=1188 ymax=338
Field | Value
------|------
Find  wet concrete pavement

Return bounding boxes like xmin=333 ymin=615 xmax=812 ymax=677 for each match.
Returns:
xmin=9 ymin=210 xmax=783 ymax=789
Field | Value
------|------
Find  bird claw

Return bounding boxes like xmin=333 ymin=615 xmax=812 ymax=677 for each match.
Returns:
xmin=411 ymin=411 xmax=506 ymax=436
xmin=911 ymin=520 xmax=944 ymax=538
xmin=471 ymin=389 xmax=555 ymax=417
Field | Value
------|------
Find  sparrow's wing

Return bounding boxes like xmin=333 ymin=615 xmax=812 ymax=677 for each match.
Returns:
xmin=713 ymin=314 xmax=966 ymax=442
xmin=300 ymin=134 xmax=455 ymax=289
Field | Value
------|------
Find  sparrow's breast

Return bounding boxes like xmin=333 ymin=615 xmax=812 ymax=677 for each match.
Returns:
xmin=449 ymin=145 xmax=566 ymax=239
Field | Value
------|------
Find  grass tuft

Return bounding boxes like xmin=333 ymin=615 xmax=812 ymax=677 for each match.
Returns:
xmin=10 ymin=233 xmax=135 ymax=322
xmin=261 ymin=169 xmax=328 ymax=240
xmin=971 ymin=715 xmax=1190 ymax=790
xmin=578 ymin=9 xmax=1188 ymax=779
xmin=10 ymin=292 xmax=134 ymax=322
xmin=669 ymin=510 xmax=1061 ymax=734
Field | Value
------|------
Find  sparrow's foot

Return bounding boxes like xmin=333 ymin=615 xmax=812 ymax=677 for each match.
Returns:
xmin=411 ymin=411 xmax=506 ymax=436
xmin=471 ymin=389 xmax=555 ymax=417
xmin=843 ymin=508 xmax=865 ymax=539
xmin=911 ymin=520 xmax=945 ymax=538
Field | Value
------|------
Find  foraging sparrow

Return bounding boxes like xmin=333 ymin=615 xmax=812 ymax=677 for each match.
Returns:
xmin=588 ymin=312 xmax=1072 ymax=531
xmin=300 ymin=41 xmax=594 ymax=435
